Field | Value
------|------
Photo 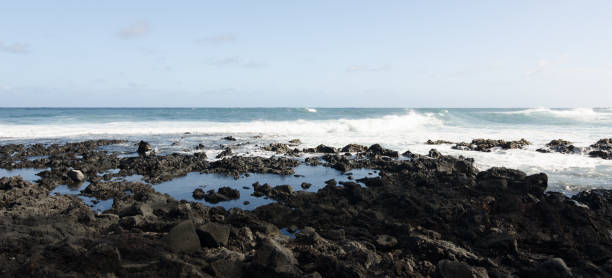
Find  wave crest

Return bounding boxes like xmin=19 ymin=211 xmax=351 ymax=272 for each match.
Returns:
xmin=0 ymin=110 xmax=444 ymax=139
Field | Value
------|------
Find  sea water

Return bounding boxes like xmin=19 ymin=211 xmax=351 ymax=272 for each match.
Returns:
xmin=1 ymin=107 xmax=611 ymax=193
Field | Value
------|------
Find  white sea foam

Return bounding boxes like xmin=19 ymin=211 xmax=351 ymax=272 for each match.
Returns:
xmin=1 ymin=109 xmax=611 ymax=194
xmin=305 ymin=108 xmax=317 ymax=113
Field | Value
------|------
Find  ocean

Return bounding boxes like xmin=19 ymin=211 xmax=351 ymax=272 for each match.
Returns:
xmin=1 ymin=107 xmax=611 ymax=194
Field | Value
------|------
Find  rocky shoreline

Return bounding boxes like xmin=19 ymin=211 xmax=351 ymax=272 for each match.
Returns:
xmin=1 ymin=139 xmax=612 ymax=277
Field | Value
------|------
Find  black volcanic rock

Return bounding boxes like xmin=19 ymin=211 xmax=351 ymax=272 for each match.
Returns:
xmin=1 ymin=139 xmax=612 ymax=277
xmin=137 ymin=140 xmax=152 ymax=154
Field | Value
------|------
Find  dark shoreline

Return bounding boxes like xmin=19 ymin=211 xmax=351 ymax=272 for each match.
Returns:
xmin=1 ymin=140 xmax=612 ymax=277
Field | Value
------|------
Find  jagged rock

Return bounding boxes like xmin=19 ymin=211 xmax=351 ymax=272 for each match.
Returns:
xmin=367 ymin=144 xmax=399 ymax=157
xmin=137 ymin=141 xmax=152 ymax=154
xmin=301 ymin=182 xmax=312 ymax=189
xmin=589 ymin=138 xmax=612 ymax=159
xmin=263 ymin=143 xmax=290 ymax=154
xmin=315 ymin=144 xmax=337 ymax=153
xmin=192 ymin=188 xmax=205 ymax=199
xmin=452 ymin=138 xmax=530 ymax=152
xmin=216 ymin=147 xmax=233 ymax=158
xmin=223 ymin=136 xmax=237 ymax=141
xmin=426 ymin=139 xmax=454 ymax=145
xmin=252 ymin=238 xmax=302 ymax=277
xmin=197 ymin=222 xmax=230 ymax=248
xmin=204 ymin=187 xmax=240 ymax=203
xmin=341 ymin=144 xmax=368 ymax=153
xmin=428 ymin=148 xmax=442 ymax=159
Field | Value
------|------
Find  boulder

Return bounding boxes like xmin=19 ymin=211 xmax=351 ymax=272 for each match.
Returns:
xmin=315 ymin=144 xmax=337 ymax=153
xmin=196 ymin=222 xmax=230 ymax=248
xmin=67 ymin=169 xmax=85 ymax=182
xmin=137 ymin=141 xmax=152 ymax=154
xmin=367 ymin=144 xmax=399 ymax=157
xmin=192 ymin=188 xmax=205 ymax=199
xmin=168 ymin=220 xmax=201 ymax=252
xmin=253 ymin=238 xmax=302 ymax=277
xmin=428 ymin=149 xmax=442 ymax=159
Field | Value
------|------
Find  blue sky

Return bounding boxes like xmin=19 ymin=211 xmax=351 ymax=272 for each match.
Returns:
xmin=1 ymin=1 xmax=611 ymax=107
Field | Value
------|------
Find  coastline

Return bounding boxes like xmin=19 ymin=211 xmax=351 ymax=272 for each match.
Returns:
xmin=1 ymin=139 xmax=611 ymax=277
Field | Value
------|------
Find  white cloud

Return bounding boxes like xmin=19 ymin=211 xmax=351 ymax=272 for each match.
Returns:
xmin=346 ymin=64 xmax=391 ymax=72
xmin=196 ymin=34 xmax=236 ymax=44
xmin=117 ymin=22 xmax=150 ymax=39
xmin=0 ymin=41 xmax=30 ymax=54
xmin=205 ymin=56 xmax=267 ymax=68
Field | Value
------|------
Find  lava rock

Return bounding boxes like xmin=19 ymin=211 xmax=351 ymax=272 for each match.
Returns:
xmin=196 ymin=222 xmax=230 ymax=248
xmin=252 ymin=238 xmax=302 ymax=277
xmin=367 ymin=144 xmax=399 ymax=157
xmin=137 ymin=140 xmax=152 ymax=154
xmin=168 ymin=220 xmax=201 ymax=252
xmin=192 ymin=188 xmax=205 ymax=199
xmin=341 ymin=144 xmax=368 ymax=153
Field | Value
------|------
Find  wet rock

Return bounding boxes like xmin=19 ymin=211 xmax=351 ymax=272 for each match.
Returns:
xmin=67 ymin=169 xmax=85 ymax=182
xmin=428 ymin=148 xmax=442 ymax=159
xmin=223 ymin=136 xmax=237 ymax=141
xmin=426 ymin=139 xmax=454 ymax=145
xmin=168 ymin=220 xmax=201 ymax=252
xmin=216 ymin=147 xmax=233 ymax=158
xmin=543 ymin=139 xmax=584 ymax=154
xmin=137 ymin=140 xmax=152 ymax=154
xmin=341 ymin=144 xmax=368 ymax=153
xmin=315 ymin=144 xmax=337 ymax=153
xmin=219 ymin=187 xmax=240 ymax=199
xmin=301 ymin=182 xmax=312 ymax=189
xmin=452 ymin=138 xmax=530 ymax=152
xmin=192 ymin=188 xmax=205 ymax=199
xmin=204 ymin=187 xmax=240 ymax=203
xmin=263 ymin=143 xmax=290 ymax=154
xmin=367 ymin=144 xmax=399 ymax=157
xmin=589 ymin=138 xmax=612 ymax=160
xmin=196 ymin=222 xmax=230 ymax=248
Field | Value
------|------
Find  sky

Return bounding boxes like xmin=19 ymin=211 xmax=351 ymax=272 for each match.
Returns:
xmin=1 ymin=1 xmax=611 ymax=107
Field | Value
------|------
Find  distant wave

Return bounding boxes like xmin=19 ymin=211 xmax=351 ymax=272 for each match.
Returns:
xmin=0 ymin=110 xmax=444 ymax=139
xmin=494 ymin=108 xmax=612 ymax=122
xmin=305 ymin=108 xmax=317 ymax=113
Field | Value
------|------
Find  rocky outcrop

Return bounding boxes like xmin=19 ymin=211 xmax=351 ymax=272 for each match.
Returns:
xmin=1 ymin=139 xmax=612 ymax=277
xmin=589 ymin=138 xmax=612 ymax=159
xmin=452 ymin=138 xmax=531 ymax=152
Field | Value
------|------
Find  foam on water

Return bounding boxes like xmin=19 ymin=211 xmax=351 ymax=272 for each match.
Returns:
xmin=1 ymin=108 xmax=611 ymax=194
